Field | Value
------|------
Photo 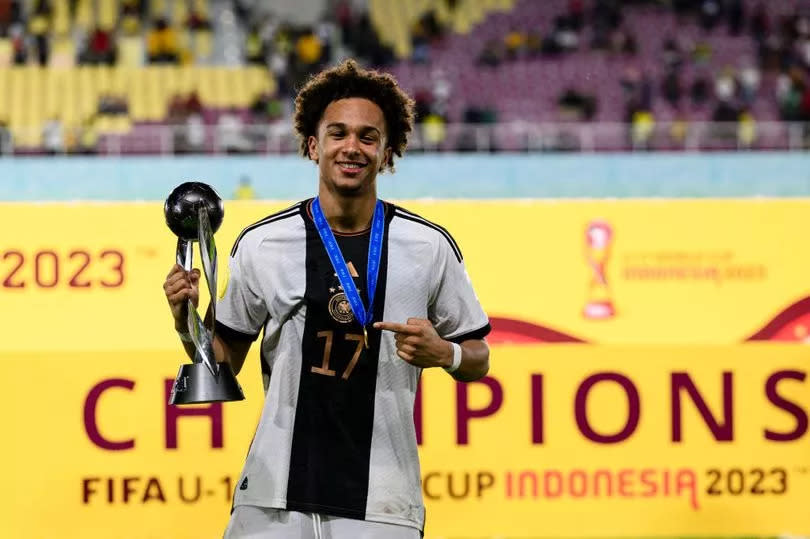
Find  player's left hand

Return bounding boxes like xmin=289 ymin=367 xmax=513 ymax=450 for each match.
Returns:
xmin=373 ymin=318 xmax=453 ymax=369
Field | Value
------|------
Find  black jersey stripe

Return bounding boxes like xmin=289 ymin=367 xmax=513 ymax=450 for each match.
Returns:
xmin=393 ymin=209 xmax=463 ymax=262
xmin=286 ymin=216 xmax=389 ymax=519
xmin=447 ymin=322 xmax=492 ymax=343
xmin=215 ymin=320 xmax=261 ymax=341
xmin=230 ymin=203 xmax=302 ymax=256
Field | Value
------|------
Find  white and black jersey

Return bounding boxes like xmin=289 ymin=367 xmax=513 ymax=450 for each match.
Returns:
xmin=216 ymin=199 xmax=490 ymax=532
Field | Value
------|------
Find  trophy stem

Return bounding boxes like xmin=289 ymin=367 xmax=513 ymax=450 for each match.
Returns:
xmin=183 ymin=240 xmax=193 ymax=271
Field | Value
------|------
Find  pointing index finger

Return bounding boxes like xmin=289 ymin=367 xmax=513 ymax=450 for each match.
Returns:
xmin=373 ymin=321 xmax=421 ymax=335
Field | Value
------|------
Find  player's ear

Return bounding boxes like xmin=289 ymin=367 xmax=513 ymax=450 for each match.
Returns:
xmin=307 ymin=135 xmax=319 ymax=163
xmin=381 ymin=147 xmax=392 ymax=171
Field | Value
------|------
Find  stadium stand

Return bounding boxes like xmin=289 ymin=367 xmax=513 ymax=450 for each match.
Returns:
xmin=0 ymin=0 xmax=807 ymax=153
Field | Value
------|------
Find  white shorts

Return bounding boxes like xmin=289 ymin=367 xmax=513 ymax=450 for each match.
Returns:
xmin=224 ymin=506 xmax=421 ymax=539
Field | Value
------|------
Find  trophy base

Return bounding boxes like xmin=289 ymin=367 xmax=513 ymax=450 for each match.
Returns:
xmin=169 ymin=362 xmax=245 ymax=405
xmin=583 ymin=300 xmax=615 ymax=320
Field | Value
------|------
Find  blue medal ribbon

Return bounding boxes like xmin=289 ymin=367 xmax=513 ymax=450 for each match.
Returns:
xmin=312 ymin=197 xmax=384 ymax=348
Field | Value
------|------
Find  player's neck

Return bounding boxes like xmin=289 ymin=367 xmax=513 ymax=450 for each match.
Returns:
xmin=317 ymin=189 xmax=378 ymax=233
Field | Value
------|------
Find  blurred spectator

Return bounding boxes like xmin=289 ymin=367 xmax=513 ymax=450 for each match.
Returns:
xmin=351 ymin=12 xmax=393 ymax=66
xmin=558 ymin=88 xmax=597 ymax=121
xmin=421 ymin=112 xmax=446 ymax=149
xmin=187 ymin=6 xmax=211 ymax=31
xmin=592 ymin=0 xmax=623 ymax=32
xmin=234 ymin=176 xmax=257 ymax=200
xmin=10 ymin=24 xmax=27 ymax=64
xmin=630 ymin=109 xmax=655 ymax=150
xmin=245 ymin=25 xmax=266 ymax=64
xmin=166 ymin=93 xmax=191 ymax=152
xmin=661 ymin=70 xmax=682 ymax=107
xmin=295 ymin=29 xmax=323 ymax=68
xmin=120 ymin=0 xmax=142 ymax=35
xmin=315 ymin=18 xmax=335 ymax=65
xmin=430 ymin=68 xmax=452 ymax=118
xmin=185 ymin=112 xmax=205 ymax=153
xmin=250 ymin=91 xmax=283 ymax=122
xmin=801 ymin=85 xmax=810 ymax=123
xmin=525 ymin=31 xmax=542 ymax=57
xmin=412 ymin=88 xmax=434 ymax=123
xmin=77 ymin=115 xmax=98 ymax=155
xmin=691 ymin=69 xmax=711 ymax=105
xmin=727 ymin=0 xmax=744 ymax=36
xmin=552 ymin=15 xmax=579 ymax=52
xmin=699 ymin=0 xmax=722 ymax=32
xmin=98 ymin=94 xmax=128 ymax=115
xmin=476 ymin=39 xmax=503 ymax=67
xmin=620 ymin=67 xmax=652 ymax=118
xmin=218 ymin=109 xmax=252 ymax=153
xmin=591 ymin=0 xmax=623 ymax=50
xmin=737 ymin=109 xmax=756 ymax=148
xmin=463 ymin=105 xmax=498 ymax=124
xmin=167 ymin=94 xmax=187 ymax=124
xmin=503 ymin=27 xmax=526 ymax=60
xmin=714 ymin=67 xmax=736 ymax=101
xmin=456 ymin=106 xmax=498 ymax=152
xmin=737 ymin=61 xmax=761 ymax=105
xmin=0 ymin=1 xmax=12 ymax=37
xmin=29 ymin=1 xmax=50 ymax=66
xmin=777 ymin=70 xmax=805 ymax=121
xmin=410 ymin=17 xmax=431 ymax=63
xmin=0 ymin=118 xmax=11 ymax=155
xmin=712 ymin=99 xmax=739 ymax=123
xmin=568 ymin=0 xmax=584 ymax=30
xmin=758 ymin=33 xmax=785 ymax=72
xmin=186 ymin=91 xmax=203 ymax=116
xmin=672 ymin=0 xmax=693 ymax=21
xmin=609 ymin=27 xmax=637 ymax=56
xmin=749 ymin=2 xmax=769 ymax=43
xmin=42 ymin=117 xmax=63 ymax=154
xmin=691 ymin=38 xmax=713 ymax=65
xmin=661 ymin=37 xmax=684 ymax=71
xmin=146 ymin=18 xmax=180 ymax=64
xmin=81 ymin=26 xmax=116 ymax=65
xmin=668 ymin=112 xmax=689 ymax=145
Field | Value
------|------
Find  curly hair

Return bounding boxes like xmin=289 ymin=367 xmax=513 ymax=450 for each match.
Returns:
xmin=294 ymin=59 xmax=415 ymax=173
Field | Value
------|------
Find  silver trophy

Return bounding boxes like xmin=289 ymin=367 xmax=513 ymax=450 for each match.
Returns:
xmin=164 ymin=181 xmax=245 ymax=405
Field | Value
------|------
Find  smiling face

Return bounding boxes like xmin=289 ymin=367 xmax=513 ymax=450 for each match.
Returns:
xmin=307 ymin=98 xmax=392 ymax=198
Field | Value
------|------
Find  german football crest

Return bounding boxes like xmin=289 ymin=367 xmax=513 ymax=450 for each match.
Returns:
xmin=329 ymin=292 xmax=354 ymax=323
xmin=328 ymin=261 xmax=359 ymax=324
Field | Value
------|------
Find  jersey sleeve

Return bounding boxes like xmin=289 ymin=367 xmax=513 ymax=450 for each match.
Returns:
xmin=215 ymin=238 xmax=267 ymax=341
xmin=428 ymin=236 xmax=491 ymax=342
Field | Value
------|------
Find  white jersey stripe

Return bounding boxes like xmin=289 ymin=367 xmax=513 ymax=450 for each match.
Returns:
xmin=230 ymin=203 xmax=303 ymax=256
xmin=393 ymin=209 xmax=462 ymax=261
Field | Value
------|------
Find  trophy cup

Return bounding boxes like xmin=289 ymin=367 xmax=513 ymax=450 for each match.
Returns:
xmin=583 ymin=219 xmax=616 ymax=320
xmin=164 ymin=181 xmax=245 ymax=405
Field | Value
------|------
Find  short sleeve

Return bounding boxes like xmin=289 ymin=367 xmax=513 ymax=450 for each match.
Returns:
xmin=215 ymin=240 xmax=267 ymax=341
xmin=428 ymin=236 xmax=491 ymax=342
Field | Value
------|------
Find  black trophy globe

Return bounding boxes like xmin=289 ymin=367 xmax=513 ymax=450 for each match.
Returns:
xmin=164 ymin=182 xmax=224 ymax=240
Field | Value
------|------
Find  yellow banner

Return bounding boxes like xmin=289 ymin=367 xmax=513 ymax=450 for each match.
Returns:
xmin=2 ymin=200 xmax=809 ymax=537
xmin=0 ymin=200 xmax=808 ymax=351
xmin=3 ymin=345 xmax=809 ymax=538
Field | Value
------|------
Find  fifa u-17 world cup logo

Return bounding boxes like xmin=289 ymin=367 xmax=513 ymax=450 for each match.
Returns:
xmin=583 ymin=220 xmax=615 ymax=319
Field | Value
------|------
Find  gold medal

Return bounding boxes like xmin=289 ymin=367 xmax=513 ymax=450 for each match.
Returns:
xmin=363 ymin=326 xmax=369 ymax=349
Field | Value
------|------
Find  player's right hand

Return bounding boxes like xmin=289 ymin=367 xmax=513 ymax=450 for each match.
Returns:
xmin=163 ymin=264 xmax=200 ymax=327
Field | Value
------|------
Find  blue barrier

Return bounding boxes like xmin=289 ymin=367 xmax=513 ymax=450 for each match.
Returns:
xmin=0 ymin=152 xmax=808 ymax=200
